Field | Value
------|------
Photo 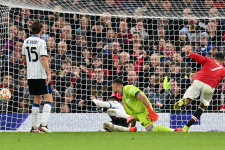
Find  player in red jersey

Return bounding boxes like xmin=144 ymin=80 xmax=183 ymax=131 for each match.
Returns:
xmin=174 ymin=47 xmax=225 ymax=132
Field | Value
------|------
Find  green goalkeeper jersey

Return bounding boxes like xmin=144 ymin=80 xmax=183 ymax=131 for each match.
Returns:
xmin=122 ymin=85 xmax=153 ymax=114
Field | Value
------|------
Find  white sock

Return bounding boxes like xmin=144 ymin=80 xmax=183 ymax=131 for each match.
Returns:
xmin=107 ymin=109 xmax=130 ymax=118
xmin=32 ymin=103 xmax=40 ymax=129
xmin=112 ymin=125 xmax=130 ymax=132
xmin=40 ymin=102 xmax=52 ymax=126
xmin=103 ymin=122 xmax=130 ymax=132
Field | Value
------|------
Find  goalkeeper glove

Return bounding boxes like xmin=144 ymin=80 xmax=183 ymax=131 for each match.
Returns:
xmin=147 ymin=105 xmax=158 ymax=122
xmin=126 ymin=116 xmax=135 ymax=124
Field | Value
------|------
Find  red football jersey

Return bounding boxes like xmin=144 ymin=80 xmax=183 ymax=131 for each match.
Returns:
xmin=189 ymin=52 xmax=225 ymax=88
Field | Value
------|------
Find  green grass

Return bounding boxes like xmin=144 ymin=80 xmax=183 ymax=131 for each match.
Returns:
xmin=1 ymin=132 xmax=225 ymax=150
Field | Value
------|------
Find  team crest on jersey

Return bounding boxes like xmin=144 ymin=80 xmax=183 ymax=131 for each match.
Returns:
xmin=126 ymin=99 xmax=130 ymax=103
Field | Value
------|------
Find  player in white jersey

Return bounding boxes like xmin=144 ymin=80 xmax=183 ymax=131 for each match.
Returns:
xmin=22 ymin=21 xmax=53 ymax=133
xmin=91 ymin=96 xmax=136 ymax=132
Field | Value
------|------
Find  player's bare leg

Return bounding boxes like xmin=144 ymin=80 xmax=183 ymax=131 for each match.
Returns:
xmin=103 ymin=122 xmax=136 ymax=132
xmin=174 ymin=98 xmax=192 ymax=110
xmin=30 ymin=95 xmax=42 ymax=133
xmin=183 ymin=102 xmax=206 ymax=133
xmin=38 ymin=93 xmax=53 ymax=133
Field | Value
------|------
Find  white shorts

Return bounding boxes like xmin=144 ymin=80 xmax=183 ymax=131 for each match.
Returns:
xmin=183 ymin=80 xmax=214 ymax=106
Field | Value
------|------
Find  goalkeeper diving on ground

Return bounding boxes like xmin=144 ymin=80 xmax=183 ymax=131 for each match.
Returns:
xmin=92 ymin=78 xmax=182 ymax=132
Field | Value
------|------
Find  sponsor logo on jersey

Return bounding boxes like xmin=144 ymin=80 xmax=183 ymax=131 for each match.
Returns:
xmin=129 ymin=87 xmax=135 ymax=94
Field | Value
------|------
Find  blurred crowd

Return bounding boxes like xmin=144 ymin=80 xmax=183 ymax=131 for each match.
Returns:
xmin=1 ymin=0 xmax=225 ymax=113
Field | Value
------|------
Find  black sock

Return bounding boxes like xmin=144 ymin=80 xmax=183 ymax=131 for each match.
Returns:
xmin=186 ymin=107 xmax=204 ymax=127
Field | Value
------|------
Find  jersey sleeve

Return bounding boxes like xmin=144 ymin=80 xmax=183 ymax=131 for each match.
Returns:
xmin=124 ymin=85 xmax=141 ymax=98
xmin=22 ymin=42 xmax=26 ymax=56
xmin=40 ymin=41 xmax=47 ymax=56
xmin=189 ymin=52 xmax=208 ymax=65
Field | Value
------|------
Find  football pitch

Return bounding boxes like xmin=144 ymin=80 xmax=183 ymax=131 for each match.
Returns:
xmin=1 ymin=132 xmax=225 ymax=150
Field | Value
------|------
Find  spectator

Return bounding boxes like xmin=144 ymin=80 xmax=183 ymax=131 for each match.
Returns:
xmin=103 ymin=41 xmax=123 ymax=77
xmin=160 ymin=0 xmax=173 ymax=13
xmin=214 ymin=0 xmax=225 ymax=10
xmin=144 ymin=0 xmax=160 ymax=11
xmin=178 ymin=0 xmax=198 ymax=10
xmin=166 ymin=62 xmax=186 ymax=81
xmin=144 ymin=74 xmax=169 ymax=112
xmin=165 ymin=78 xmax=185 ymax=112
xmin=2 ymin=52 xmax=23 ymax=79
xmin=18 ymin=28 xmax=27 ymax=42
xmin=81 ymin=47 xmax=92 ymax=69
xmin=52 ymin=16 xmax=70 ymax=33
xmin=150 ymin=24 xmax=169 ymax=47
xmin=76 ymin=15 xmax=91 ymax=36
xmin=114 ymin=52 xmax=130 ymax=76
xmin=203 ymin=0 xmax=214 ymax=12
xmin=47 ymin=37 xmax=57 ymax=57
xmin=51 ymin=41 xmax=75 ymax=71
xmin=149 ymin=53 xmax=160 ymax=74
xmin=60 ymin=103 xmax=71 ymax=113
xmin=18 ymin=98 xmax=29 ymax=113
xmin=16 ymin=76 xmax=29 ymax=113
xmin=90 ymin=54 xmax=103 ymax=75
xmin=117 ymin=21 xmax=133 ymax=51
xmin=194 ymin=32 xmax=212 ymax=56
xmin=133 ymin=47 xmax=148 ymax=72
xmin=20 ymin=8 xmax=30 ymax=28
xmin=41 ymin=21 xmax=49 ymax=42
xmin=25 ymin=16 xmax=35 ymax=35
xmin=14 ymin=41 xmax=23 ymax=54
xmin=90 ymin=21 xmax=107 ymax=54
xmin=62 ymin=87 xmax=78 ymax=113
xmin=132 ymin=32 xmax=143 ymax=46
xmin=55 ymin=60 xmax=72 ymax=95
xmin=1 ymin=74 xmax=13 ymax=89
xmin=61 ymin=25 xmax=76 ymax=54
xmin=130 ymin=21 xmax=149 ymax=42
xmin=175 ymin=28 xmax=191 ymax=52
xmin=155 ymin=64 xmax=165 ymax=77
xmin=19 ymin=67 xmax=27 ymax=77
xmin=161 ymin=41 xmax=175 ymax=64
xmin=2 ymin=25 xmax=18 ymax=55
xmin=1 ymin=74 xmax=18 ymax=112
xmin=158 ymin=37 xmax=166 ymax=52
xmin=133 ymin=7 xmax=144 ymax=23
xmin=181 ymin=8 xmax=204 ymax=44
xmin=102 ymin=29 xmax=116 ymax=51
xmin=127 ymin=70 xmax=144 ymax=91
xmin=0 ymin=12 xmax=11 ymax=45
xmin=173 ymin=52 xmax=192 ymax=74
xmin=50 ymin=69 xmax=57 ymax=89
xmin=98 ymin=12 xmax=116 ymax=29
xmin=73 ymin=35 xmax=91 ymax=61
xmin=207 ymin=21 xmax=222 ymax=48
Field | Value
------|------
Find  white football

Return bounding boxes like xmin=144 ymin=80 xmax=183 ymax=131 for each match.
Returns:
xmin=0 ymin=88 xmax=11 ymax=101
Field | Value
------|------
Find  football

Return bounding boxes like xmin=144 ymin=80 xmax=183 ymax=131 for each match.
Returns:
xmin=0 ymin=88 xmax=11 ymax=101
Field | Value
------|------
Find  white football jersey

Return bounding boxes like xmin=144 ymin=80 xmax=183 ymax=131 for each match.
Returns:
xmin=108 ymin=101 xmax=126 ymax=113
xmin=22 ymin=35 xmax=47 ymax=79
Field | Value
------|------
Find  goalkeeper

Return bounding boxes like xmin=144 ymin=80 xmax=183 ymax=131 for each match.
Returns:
xmin=91 ymin=96 xmax=137 ymax=132
xmin=111 ymin=78 xmax=181 ymax=132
